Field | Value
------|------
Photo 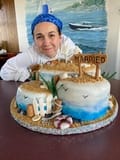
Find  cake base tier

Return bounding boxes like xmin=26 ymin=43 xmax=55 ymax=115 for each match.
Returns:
xmin=10 ymin=95 xmax=118 ymax=135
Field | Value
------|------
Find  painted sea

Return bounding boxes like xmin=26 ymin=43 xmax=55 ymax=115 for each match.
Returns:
xmin=26 ymin=1 xmax=107 ymax=53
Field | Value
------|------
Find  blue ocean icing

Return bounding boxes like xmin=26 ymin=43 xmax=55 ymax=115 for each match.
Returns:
xmin=16 ymin=103 xmax=27 ymax=111
xmin=62 ymin=101 xmax=109 ymax=121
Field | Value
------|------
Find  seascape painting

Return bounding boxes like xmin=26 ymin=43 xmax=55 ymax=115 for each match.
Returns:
xmin=25 ymin=0 xmax=107 ymax=53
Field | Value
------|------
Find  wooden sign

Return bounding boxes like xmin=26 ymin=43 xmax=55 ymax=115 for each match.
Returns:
xmin=79 ymin=53 xmax=107 ymax=64
xmin=77 ymin=53 xmax=107 ymax=79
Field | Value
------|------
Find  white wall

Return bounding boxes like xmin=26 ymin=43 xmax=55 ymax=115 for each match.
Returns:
xmin=103 ymin=0 xmax=120 ymax=79
xmin=14 ymin=0 xmax=29 ymax=51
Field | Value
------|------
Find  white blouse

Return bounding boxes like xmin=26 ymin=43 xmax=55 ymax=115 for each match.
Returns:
xmin=0 ymin=35 xmax=82 ymax=82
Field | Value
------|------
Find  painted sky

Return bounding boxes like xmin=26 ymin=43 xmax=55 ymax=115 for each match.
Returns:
xmin=47 ymin=0 xmax=75 ymax=11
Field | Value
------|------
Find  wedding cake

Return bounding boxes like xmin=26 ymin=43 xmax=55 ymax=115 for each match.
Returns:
xmin=10 ymin=53 xmax=118 ymax=135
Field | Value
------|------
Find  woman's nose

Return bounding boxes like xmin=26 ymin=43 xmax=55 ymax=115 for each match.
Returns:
xmin=43 ymin=37 xmax=50 ymax=45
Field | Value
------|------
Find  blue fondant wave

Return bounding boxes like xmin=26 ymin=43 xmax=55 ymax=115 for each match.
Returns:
xmin=17 ymin=103 xmax=27 ymax=111
xmin=62 ymin=101 xmax=109 ymax=121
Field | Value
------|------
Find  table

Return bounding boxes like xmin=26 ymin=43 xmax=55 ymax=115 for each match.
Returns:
xmin=0 ymin=79 xmax=120 ymax=160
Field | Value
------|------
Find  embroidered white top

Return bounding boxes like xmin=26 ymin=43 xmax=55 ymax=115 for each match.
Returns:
xmin=0 ymin=35 xmax=82 ymax=82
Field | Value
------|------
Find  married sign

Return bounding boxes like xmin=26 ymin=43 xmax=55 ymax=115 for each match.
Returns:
xmin=76 ymin=53 xmax=107 ymax=79
xmin=78 ymin=53 xmax=107 ymax=64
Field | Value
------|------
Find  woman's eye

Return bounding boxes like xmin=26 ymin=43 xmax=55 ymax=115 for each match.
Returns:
xmin=36 ymin=36 xmax=43 ymax=39
xmin=49 ymin=34 xmax=55 ymax=38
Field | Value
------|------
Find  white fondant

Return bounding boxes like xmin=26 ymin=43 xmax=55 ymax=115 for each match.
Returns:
xmin=46 ymin=95 xmax=53 ymax=113
xmin=54 ymin=115 xmax=73 ymax=129
xmin=81 ymin=63 xmax=101 ymax=77
xmin=59 ymin=72 xmax=68 ymax=79
xmin=32 ymin=115 xmax=41 ymax=122
xmin=40 ymin=69 xmax=75 ymax=81
xmin=56 ymin=78 xmax=110 ymax=112
xmin=33 ymin=97 xmax=46 ymax=117
xmin=60 ymin=123 xmax=70 ymax=130
xmin=16 ymin=84 xmax=53 ymax=117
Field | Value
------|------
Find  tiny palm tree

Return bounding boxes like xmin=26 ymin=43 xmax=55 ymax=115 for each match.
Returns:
xmin=39 ymin=74 xmax=58 ymax=97
xmin=101 ymin=71 xmax=117 ymax=80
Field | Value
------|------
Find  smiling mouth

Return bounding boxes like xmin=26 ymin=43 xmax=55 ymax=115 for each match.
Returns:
xmin=44 ymin=49 xmax=53 ymax=54
xmin=43 ymin=47 xmax=53 ymax=51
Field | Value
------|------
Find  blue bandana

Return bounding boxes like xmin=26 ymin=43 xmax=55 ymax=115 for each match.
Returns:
xmin=31 ymin=14 xmax=63 ymax=34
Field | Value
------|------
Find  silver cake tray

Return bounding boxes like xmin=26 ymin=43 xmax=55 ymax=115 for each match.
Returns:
xmin=10 ymin=95 xmax=118 ymax=135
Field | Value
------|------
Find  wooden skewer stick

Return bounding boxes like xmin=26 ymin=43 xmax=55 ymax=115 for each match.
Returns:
xmin=95 ymin=63 xmax=100 ymax=80
xmin=78 ymin=55 xmax=82 ymax=77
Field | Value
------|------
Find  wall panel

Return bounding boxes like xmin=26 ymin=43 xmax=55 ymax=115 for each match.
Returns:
xmin=0 ymin=0 xmax=19 ymax=52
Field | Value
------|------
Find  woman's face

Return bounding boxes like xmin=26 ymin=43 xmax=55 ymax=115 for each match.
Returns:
xmin=33 ymin=22 xmax=62 ymax=58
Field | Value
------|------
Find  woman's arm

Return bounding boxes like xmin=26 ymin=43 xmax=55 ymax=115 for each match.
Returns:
xmin=0 ymin=52 xmax=33 ymax=82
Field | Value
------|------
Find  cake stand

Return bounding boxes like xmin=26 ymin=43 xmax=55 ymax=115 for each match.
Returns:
xmin=10 ymin=95 xmax=118 ymax=135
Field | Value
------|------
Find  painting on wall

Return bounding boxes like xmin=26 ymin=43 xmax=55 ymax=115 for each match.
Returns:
xmin=25 ymin=0 xmax=107 ymax=54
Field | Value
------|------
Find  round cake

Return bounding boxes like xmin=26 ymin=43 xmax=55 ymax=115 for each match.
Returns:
xmin=29 ymin=59 xmax=98 ymax=81
xmin=11 ymin=74 xmax=118 ymax=135
xmin=16 ymin=81 xmax=53 ymax=118
xmin=10 ymin=53 xmax=118 ymax=135
xmin=56 ymin=74 xmax=110 ymax=121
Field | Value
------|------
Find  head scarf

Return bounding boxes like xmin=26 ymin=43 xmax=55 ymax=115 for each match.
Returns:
xmin=31 ymin=13 xmax=63 ymax=34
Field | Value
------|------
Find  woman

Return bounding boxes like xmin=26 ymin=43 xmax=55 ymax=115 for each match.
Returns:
xmin=0 ymin=13 xmax=82 ymax=81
